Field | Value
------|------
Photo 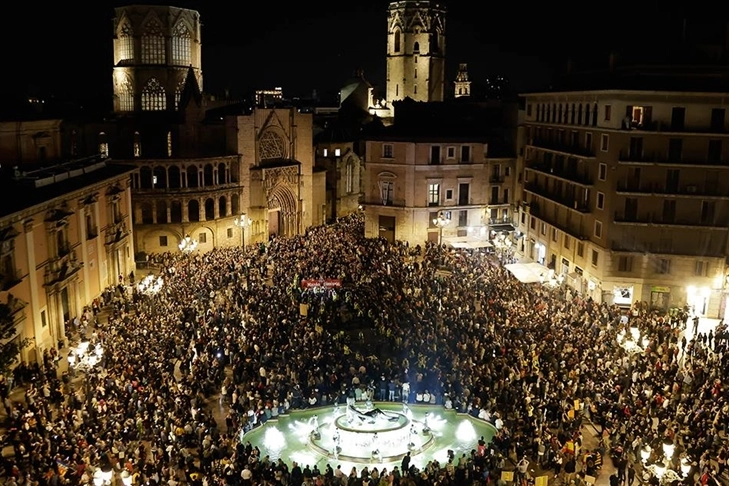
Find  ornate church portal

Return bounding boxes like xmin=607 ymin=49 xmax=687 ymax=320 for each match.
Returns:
xmin=263 ymin=165 xmax=300 ymax=237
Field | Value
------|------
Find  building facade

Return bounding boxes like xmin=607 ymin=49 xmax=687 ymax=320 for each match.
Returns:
xmin=112 ymin=5 xmax=202 ymax=114
xmin=386 ymin=1 xmax=446 ymax=104
xmin=314 ymin=136 xmax=364 ymax=222
xmin=518 ymin=89 xmax=729 ymax=317
xmin=0 ymin=149 xmax=134 ymax=365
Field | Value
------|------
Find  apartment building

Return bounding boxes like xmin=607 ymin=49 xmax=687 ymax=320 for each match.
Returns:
xmin=517 ymin=89 xmax=729 ymax=318
xmin=362 ymin=100 xmax=517 ymax=246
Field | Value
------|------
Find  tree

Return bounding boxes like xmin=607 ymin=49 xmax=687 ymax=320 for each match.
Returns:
xmin=0 ymin=300 xmax=30 ymax=374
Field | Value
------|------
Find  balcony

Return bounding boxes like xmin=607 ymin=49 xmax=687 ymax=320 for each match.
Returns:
xmin=526 ymin=163 xmax=593 ymax=186
xmin=611 ymin=241 xmax=725 ymax=257
xmin=523 ymin=182 xmax=590 ymax=213
xmin=616 ymin=181 xmax=729 ymax=198
xmin=105 ymin=215 xmax=130 ymax=247
xmin=620 ymin=120 xmax=727 ymax=135
xmin=618 ymin=150 xmax=729 ymax=167
xmin=44 ymin=248 xmax=82 ymax=287
xmin=0 ymin=270 xmax=21 ymax=291
xmin=489 ymin=198 xmax=510 ymax=206
xmin=527 ymin=202 xmax=589 ymax=239
xmin=613 ymin=210 xmax=729 ymax=228
xmin=527 ymin=138 xmax=595 ymax=158
xmin=489 ymin=174 xmax=505 ymax=183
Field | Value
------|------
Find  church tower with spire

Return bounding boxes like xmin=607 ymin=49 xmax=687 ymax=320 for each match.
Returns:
xmin=112 ymin=5 xmax=202 ymax=113
xmin=386 ymin=1 xmax=446 ymax=104
xmin=454 ymin=63 xmax=471 ymax=98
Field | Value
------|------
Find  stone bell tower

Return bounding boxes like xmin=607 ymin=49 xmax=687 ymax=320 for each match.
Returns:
xmin=454 ymin=63 xmax=471 ymax=98
xmin=112 ymin=5 xmax=203 ymax=113
xmin=386 ymin=1 xmax=446 ymax=104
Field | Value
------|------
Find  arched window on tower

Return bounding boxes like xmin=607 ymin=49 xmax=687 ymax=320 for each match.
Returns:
xmin=98 ymin=132 xmax=109 ymax=158
xmin=118 ymin=22 xmax=134 ymax=62
xmin=141 ymin=77 xmax=166 ymax=111
xmin=133 ymin=132 xmax=141 ymax=157
xmin=413 ymin=42 xmax=420 ymax=54
xmin=141 ymin=19 xmax=165 ymax=64
xmin=119 ymin=79 xmax=134 ymax=112
xmin=394 ymin=30 xmax=401 ymax=53
xmin=172 ymin=22 xmax=191 ymax=65
xmin=167 ymin=131 xmax=173 ymax=157
xmin=345 ymin=159 xmax=354 ymax=194
xmin=174 ymin=77 xmax=186 ymax=110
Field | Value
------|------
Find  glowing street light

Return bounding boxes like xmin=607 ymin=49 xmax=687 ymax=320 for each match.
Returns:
xmin=234 ymin=213 xmax=252 ymax=247
xmin=178 ymin=234 xmax=198 ymax=253
xmin=432 ymin=211 xmax=451 ymax=245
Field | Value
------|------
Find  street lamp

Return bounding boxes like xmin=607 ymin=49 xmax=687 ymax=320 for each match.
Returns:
xmin=432 ymin=211 xmax=451 ymax=245
xmin=178 ymin=234 xmax=198 ymax=253
xmin=234 ymin=214 xmax=252 ymax=247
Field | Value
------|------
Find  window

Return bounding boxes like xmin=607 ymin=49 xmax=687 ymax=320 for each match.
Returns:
xmin=322 ymin=148 xmax=328 ymax=157
xmin=141 ymin=20 xmax=165 ymax=64
xmin=600 ymin=133 xmax=609 ymax=152
xmin=458 ymin=210 xmax=467 ymax=227
xmin=445 ymin=189 xmax=453 ymax=200
xmin=198 ymin=233 xmax=207 ymax=243
xmin=460 ymin=145 xmax=471 ymax=163
xmin=428 ymin=183 xmax=440 ymax=205
xmin=708 ymin=140 xmax=722 ymax=163
xmin=380 ymin=180 xmax=394 ymax=205
xmin=159 ymin=235 xmax=168 ymax=247
xmin=41 ymin=309 xmax=47 ymax=328
xmin=141 ymin=77 xmax=166 ymax=111
xmin=521 ymin=211 xmax=526 ymax=224
xmin=526 ymin=104 xmax=532 ymax=117
xmin=171 ymin=22 xmax=191 ymax=65
xmin=596 ymin=192 xmax=604 ymax=210
xmin=383 ymin=144 xmax=393 ymax=158
xmin=332 ymin=148 xmax=340 ymax=157
xmin=119 ymin=80 xmax=134 ymax=112
xmin=98 ymin=132 xmax=109 ymax=158
xmin=446 ymin=147 xmax=456 ymax=159
xmin=167 ymin=131 xmax=173 ymax=157
xmin=618 ymin=256 xmax=633 ymax=272
xmin=711 ymin=108 xmax=725 ymax=132
xmin=394 ymin=30 xmax=401 ymax=52
xmin=591 ymin=249 xmax=599 ymax=266
xmin=174 ymin=78 xmax=186 ymax=110
xmin=564 ymin=235 xmax=571 ymax=250
xmin=604 ymin=104 xmax=611 ymax=121
xmin=430 ymin=146 xmax=441 ymax=165
xmin=577 ymin=241 xmax=584 ymax=258
xmin=551 ymin=228 xmax=558 ymax=242
xmin=594 ymin=221 xmax=602 ymax=238
xmin=695 ymin=260 xmax=709 ymax=276
xmin=671 ymin=107 xmax=685 ymax=131
xmin=598 ymin=163 xmax=607 ymax=181
xmin=585 ymin=132 xmax=593 ymax=150
xmin=133 ymin=131 xmax=141 ymax=157
xmin=0 ymin=241 xmax=17 ymax=289
xmin=118 ymin=22 xmax=134 ymax=61
xmin=655 ymin=258 xmax=671 ymax=274
xmin=227 ymin=228 xmax=233 ymax=238
xmin=530 ymin=216 xmax=536 ymax=230
xmin=345 ymin=160 xmax=354 ymax=193
xmin=541 ymin=222 xmax=546 ymax=235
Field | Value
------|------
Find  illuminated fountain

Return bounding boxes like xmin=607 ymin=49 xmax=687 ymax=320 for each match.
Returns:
xmin=308 ymin=404 xmax=434 ymax=463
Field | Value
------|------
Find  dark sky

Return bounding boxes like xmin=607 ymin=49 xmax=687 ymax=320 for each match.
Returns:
xmin=4 ymin=1 xmax=720 ymax=106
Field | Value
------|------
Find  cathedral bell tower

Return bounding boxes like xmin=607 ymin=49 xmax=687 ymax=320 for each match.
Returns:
xmin=386 ymin=1 xmax=446 ymax=104
xmin=454 ymin=63 xmax=471 ymax=98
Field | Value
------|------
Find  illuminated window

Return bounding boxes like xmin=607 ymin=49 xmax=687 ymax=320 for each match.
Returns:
xmin=172 ymin=22 xmax=191 ymax=65
xmin=322 ymin=148 xmax=328 ymax=157
xmin=119 ymin=80 xmax=134 ymax=111
xmin=118 ymin=22 xmax=134 ymax=62
xmin=141 ymin=20 xmax=165 ymax=64
xmin=427 ymin=183 xmax=440 ymax=205
xmin=98 ymin=132 xmax=109 ymax=158
xmin=167 ymin=131 xmax=172 ymax=156
xmin=141 ymin=77 xmax=166 ymax=111
xmin=346 ymin=160 xmax=354 ymax=193
xmin=133 ymin=132 xmax=141 ymax=157
xmin=334 ymin=148 xmax=341 ymax=157
xmin=174 ymin=77 xmax=186 ymax=109
xmin=394 ymin=30 xmax=401 ymax=53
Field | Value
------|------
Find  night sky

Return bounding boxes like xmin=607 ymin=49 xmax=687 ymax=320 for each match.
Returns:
xmin=4 ymin=1 xmax=719 ymax=107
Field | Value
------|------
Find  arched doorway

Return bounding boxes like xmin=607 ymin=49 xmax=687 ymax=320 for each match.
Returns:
xmin=267 ymin=185 xmax=298 ymax=237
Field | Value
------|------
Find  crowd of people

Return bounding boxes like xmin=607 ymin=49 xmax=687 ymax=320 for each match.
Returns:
xmin=0 ymin=212 xmax=728 ymax=486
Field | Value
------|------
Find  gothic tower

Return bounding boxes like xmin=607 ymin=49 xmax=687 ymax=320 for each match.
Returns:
xmin=386 ymin=1 xmax=446 ymax=104
xmin=454 ymin=63 xmax=471 ymax=98
xmin=112 ymin=5 xmax=202 ymax=114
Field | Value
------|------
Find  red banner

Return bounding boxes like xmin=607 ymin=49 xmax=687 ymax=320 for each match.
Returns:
xmin=301 ymin=279 xmax=342 ymax=289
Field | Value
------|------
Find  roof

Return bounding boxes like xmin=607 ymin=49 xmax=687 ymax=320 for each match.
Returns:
xmin=0 ymin=160 xmax=134 ymax=219
xmin=179 ymin=66 xmax=203 ymax=111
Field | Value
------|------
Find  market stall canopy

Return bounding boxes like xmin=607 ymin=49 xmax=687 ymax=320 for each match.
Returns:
xmin=504 ymin=262 xmax=548 ymax=283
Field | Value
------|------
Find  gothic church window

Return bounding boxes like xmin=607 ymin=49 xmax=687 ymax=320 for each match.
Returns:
xmin=172 ymin=22 xmax=191 ymax=65
xmin=98 ymin=132 xmax=109 ymax=158
xmin=413 ymin=42 xmax=420 ymax=53
xmin=394 ymin=30 xmax=401 ymax=53
xmin=118 ymin=22 xmax=134 ymax=62
xmin=119 ymin=79 xmax=134 ymax=112
xmin=133 ymin=132 xmax=141 ymax=157
xmin=141 ymin=20 xmax=165 ymax=64
xmin=167 ymin=131 xmax=172 ymax=156
xmin=346 ymin=160 xmax=354 ymax=193
xmin=259 ymin=131 xmax=286 ymax=160
xmin=141 ymin=77 xmax=166 ymax=111
xmin=174 ymin=77 xmax=186 ymax=109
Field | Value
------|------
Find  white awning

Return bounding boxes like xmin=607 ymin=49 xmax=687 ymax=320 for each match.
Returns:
xmin=504 ymin=262 xmax=548 ymax=283
xmin=444 ymin=236 xmax=493 ymax=249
